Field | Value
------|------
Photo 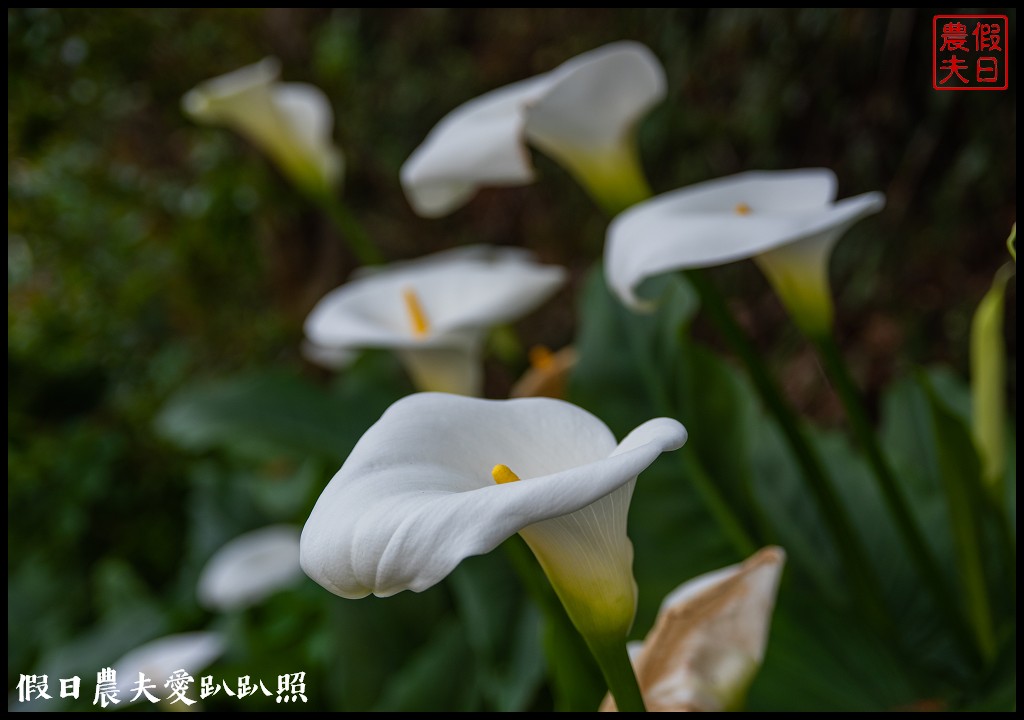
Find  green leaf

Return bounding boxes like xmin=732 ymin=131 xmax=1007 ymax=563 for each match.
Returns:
xmin=749 ymin=591 xmax=920 ymax=711
xmin=316 ymin=587 xmax=450 ymax=711
xmin=570 ymin=265 xmax=697 ymax=435
xmin=676 ymin=340 xmax=766 ymax=542
xmin=373 ymin=619 xmax=479 ymax=711
xmin=155 ymin=352 xmax=408 ymax=462
xmin=449 ymin=553 xmax=545 ymax=711
xmin=920 ymin=374 xmax=997 ymax=662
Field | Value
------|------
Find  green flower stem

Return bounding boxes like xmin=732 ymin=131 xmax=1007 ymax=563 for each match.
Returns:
xmin=812 ymin=332 xmax=978 ymax=659
xmin=684 ymin=269 xmax=891 ymax=633
xmin=587 ymin=636 xmax=647 ymax=713
xmin=311 ymin=191 xmax=385 ymax=266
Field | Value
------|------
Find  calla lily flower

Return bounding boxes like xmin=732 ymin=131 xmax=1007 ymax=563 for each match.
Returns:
xmin=304 ymin=246 xmax=566 ymax=396
xmin=113 ymin=632 xmax=226 ymax=701
xmin=600 ymin=547 xmax=786 ymax=712
xmin=606 ymin=169 xmax=885 ymax=335
xmin=301 ymin=392 xmax=687 ymax=647
xmin=183 ymin=57 xmax=343 ymax=196
xmin=197 ymin=525 xmax=304 ymax=612
xmin=401 ymin=42 xmax=665 ymax=217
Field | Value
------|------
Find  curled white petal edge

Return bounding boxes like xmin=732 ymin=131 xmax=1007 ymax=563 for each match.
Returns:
xmin=400 ymin=75 xmax=554 ymax=217
xmin=605 ymin=170 xmax=884 ymax=309
xmin=401 ymin=42 xmax=667 ymax=218
xmin=524 ymin=41 xmax=666 ymax=161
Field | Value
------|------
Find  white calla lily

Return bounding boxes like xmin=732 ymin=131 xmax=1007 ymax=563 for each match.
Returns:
xmin=301 ymin=392 xmax=687 ymax=645
xmin=183 ymin=57 xmax=343 ymax=196
xmin=401 ymin=41 xmax=665 ymax=217
xmin=304 ymin=246 xmax=566 ymax=396
xmin=601 ymin=547 xmax=786 ymax=712
xmin=197 ymin=525 xmax=304 ymax=612
xmin=113 ymin=632 xmax=226 ymax=701
xmin=606 ymin=169 xmax=885 ymax=334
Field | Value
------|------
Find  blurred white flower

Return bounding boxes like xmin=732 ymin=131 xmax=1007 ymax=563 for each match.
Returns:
xmin=113 ymin=632 xmax=225 ymax=702
xmin=300 ymin=392 xmax=686 ymax=644
xmin=183 ymin=57 xmax=343 ymax=196
xmin=401 ymin=42 xmax=665 ymax=217
xmin=304 ymin=246 xmax=566 ymax=396
xmin=606 ymin=169 xmax=885 ymax=334
xmin=601 ymin=547 xmax=786 ymax=712
xmin=197 ymin=525 xmax=304 ymax=612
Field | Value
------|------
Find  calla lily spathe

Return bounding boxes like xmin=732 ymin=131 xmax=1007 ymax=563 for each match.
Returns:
xmin=401 ymin=42 xmax=665 ymax=217
xmin=300 ymin=393 xmax=687 ymax=642
xmin=601 ymin=547 xmax=786 ymax=712
xmin=183 ymin=58 xmax=343 ymax=196
xmin=304 ymin=246 xmax=566 ymax=396
xmin=606 ymin=169 xmax=885 ymax=334
xmin=197 ymin=525 xmax=304 ymax=612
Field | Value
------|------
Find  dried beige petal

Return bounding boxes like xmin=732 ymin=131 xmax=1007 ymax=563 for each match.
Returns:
xmin=601 ymin=547 xmax=785 ymax=712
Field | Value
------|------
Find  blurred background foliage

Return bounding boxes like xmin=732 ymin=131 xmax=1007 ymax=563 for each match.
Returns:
xmin=8 ymin=8 xmax=1016 ymax=711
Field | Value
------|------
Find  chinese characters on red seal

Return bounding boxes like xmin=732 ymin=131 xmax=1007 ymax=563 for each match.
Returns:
xmin=933 ymin=15 xmax=1009 ymax=90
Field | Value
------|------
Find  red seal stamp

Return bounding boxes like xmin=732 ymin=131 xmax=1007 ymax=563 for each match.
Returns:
xmin=933 ymin=15 xmax=1008 ymax=90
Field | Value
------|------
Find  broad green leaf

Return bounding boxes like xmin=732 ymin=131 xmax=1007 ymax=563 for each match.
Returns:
xmin=317 ymin=587 xmax=450 ymax=711
xmin=676 ymin=339 xmax=765 ymax=543
xmin=248 ymin=456 xmax=327 ymax=520
xmin=960 ymin=639 xmax=1016 ymax=711
xmin=449 ymin=552 xmax=545 ymax=711
xmin=570 ymin=265 xmax=697 ymax=435
xmin=814 ymin=420 xmax=963 ymax=679
xmin=155 ymin=352 xmax=408 ymax=462
xmin=748 ymin=591 xmax=920 ymax=711
xmin=920 ymin=375 xmax=997 ymax=662
xmin=878 ymin=370 xmax=1019 ymax=678
xmin=373 ymin=619 xmax=479 ymax=711
xmin=498 ymin=605 xmax=544 ymax=711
